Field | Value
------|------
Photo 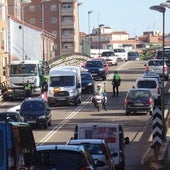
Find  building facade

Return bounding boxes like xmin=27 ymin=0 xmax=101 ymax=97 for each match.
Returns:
xmin=23 ymin=0 xmax=80 ymax=58
xmin=0 ymin=0 xmax=9 ymax=85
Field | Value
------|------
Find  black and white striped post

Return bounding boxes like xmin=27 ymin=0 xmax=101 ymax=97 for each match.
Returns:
xmin=151 ymin=107 xmax=163 ymax=160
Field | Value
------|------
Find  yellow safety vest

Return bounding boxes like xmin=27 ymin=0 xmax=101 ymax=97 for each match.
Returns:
xmin=25 ymin=84 xmax=31 ymax=90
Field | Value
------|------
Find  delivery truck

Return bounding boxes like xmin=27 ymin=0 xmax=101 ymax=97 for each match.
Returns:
xmin=73 ymin=123 xmax=129 ymax=170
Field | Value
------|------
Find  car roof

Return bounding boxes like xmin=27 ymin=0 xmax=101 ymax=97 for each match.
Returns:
xmin=128 ymin=88 xmax=152 ymax=92
xmin=36 ymin=144 xmax=85 ymax=152
xmin=23 ymin=97 xmax=46 ymax=103
xmin=68 ymin=139 xmax=105 ymax=144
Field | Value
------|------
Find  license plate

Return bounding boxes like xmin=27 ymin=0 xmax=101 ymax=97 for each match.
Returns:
xmin=135 ymin=103 xmax=144 ymax=106
xmin=27 ymin=120 xmax=36 ymax=123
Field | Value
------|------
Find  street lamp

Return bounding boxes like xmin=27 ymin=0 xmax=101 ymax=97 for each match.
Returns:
xmin=98 ymin=24 xmax=104 ymax=57
xmin=160 ymin=1 xmax=170 ymax=8
xmin=150 ymin=5 xmax=166 ymax=141
xmin=41 ymin=0 xmax=51 ymax=63
xmin=21 ymin=0 xmax=31 ymax=60
xmin=88 ymin=10 xmax=93 ymax=44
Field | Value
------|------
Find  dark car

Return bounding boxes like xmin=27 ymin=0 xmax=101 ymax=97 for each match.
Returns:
xmin=125 ymin=88 xmax=154 ymax=115
xmin=84 ymin=59 xmax=106 ymax=80
xmin=36 ymin=144 xmax=98 ymax=170
xmin=0 ymin=111 xmax=23 ymax=123
xmin=127 ymin=51 xmax=140 ymax=60
xmin=81 ymin=71 xmax=95 ymax=94
xmin=20 ymin=97 xmax=51 ymax=129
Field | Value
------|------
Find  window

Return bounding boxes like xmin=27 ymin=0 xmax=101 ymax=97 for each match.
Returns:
xmin=62 ymin=4 xmax=72 ymax=10
xmin=0 ymin=130 xmax=4 ymax=166
xmin=29 ymin=5 xmax=35 ymax=12
xmin=50 ymin=4 xmax=57 ymax=11
xmin=29 ymin=18 xmax=36 ymax=25
xmin=50 ymin=17 xmax=57 ymax=24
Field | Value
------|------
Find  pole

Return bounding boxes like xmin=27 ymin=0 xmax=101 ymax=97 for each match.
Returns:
xmin=88 ymin=11 xmax=93 ymax=44
xmin=42 ymin=2 xmax=45 ymax=63
xmin=162 ymin=10 xmax=165 ymax=141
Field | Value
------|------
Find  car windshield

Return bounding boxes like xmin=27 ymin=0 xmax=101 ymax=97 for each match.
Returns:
xmin=50 ymin=76 xmax=75 ymax=87
xmin=86 ymin=61 xmax=103 ymax=67
xmin=21 ymin=101 xmax=45 ymax=111
xmin=137 ymin=80 xmax=156 ymax=88
xmin=82 ymin=143 xmax=104 ymax=155
xmin=37 ymin=150 xmax=85 ymax=170
xmin=81 ymin=74 xmax=92 ymax=80
xmin=128 ymin=90 xmax=150 ymax=98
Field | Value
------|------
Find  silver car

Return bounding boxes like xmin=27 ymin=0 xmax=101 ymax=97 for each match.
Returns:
xmin=145 ymin=59 xmax=169 ymax=81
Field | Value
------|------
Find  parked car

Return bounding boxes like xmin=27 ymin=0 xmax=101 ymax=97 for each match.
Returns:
xmin=36 ymin=144 xmax=99 ymax=170
xmin=125 ymin=88 xmax=154 ymax=115
xmin=67 ymin=139 xmax=115 ymax=170
xmin=20 ymin=97 xmax=51 ymax=129
xmin=101 ymin=51 xmax=118 ymax=66
xmin=145 ymin=59 xmax=169 ymax=81
xmin=0 ymin=111 xmax=23 ymax=123
xmin=127 ymin=51 xmax=140 ymax=61
xmin=84 ymin=59 xmax=106 ymax=80
xmin=135 ymin=77 xmax=161 ymax=105
xmin=81 ymin=71 xmax=95 ymax=94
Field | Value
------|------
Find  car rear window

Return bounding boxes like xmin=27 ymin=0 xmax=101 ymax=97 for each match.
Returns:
xmin=86 ymin=61 xmax=103 ymax=67
xmin=101 ymin=52 xmax=115 ymax=56
xmin=137 ymin=80 xmax=156 ymax=88
xmin=81 ymin=74 xmax=92 ymax=80
xmin=148 ymin=60 xmax=163 ymax=66
xmin=21 ymin=101 xmax=45 ymax=111
xmin=0 ymin=130 xmax=4 ymax=166
xmin=37 ymin=150 xmax=86 ymax=169
xmin=128 ymin=90 xmax=150 ymax=98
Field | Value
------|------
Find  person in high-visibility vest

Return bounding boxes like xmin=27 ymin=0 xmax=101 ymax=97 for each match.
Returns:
xmin=24 ymin=80 xmax=32 ymax=98
xmin=112 ymin=70 xmax=121 ymax=97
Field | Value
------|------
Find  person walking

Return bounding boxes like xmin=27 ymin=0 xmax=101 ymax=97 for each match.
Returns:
xmin=24 ymin=80 xmax=32 ymax=98
xmin=112 ymin=71 xmax=121 ymax=97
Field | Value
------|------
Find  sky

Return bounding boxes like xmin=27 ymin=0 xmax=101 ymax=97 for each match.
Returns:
xmin=79 ymin=0 xmax=170 ymax=37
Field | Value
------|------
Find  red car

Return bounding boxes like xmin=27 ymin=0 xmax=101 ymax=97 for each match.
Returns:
xmin=91 ymin=58 xmax=109 ymax=74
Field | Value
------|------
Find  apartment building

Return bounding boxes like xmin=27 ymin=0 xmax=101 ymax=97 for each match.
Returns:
xmin=0 ymin=0 xmax=9 ymax=85
xmin=23 ymin=0 xmax=80 ymax=58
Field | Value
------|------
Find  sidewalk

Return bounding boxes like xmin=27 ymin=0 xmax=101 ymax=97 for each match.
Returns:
xmin=142 ymin=129 xmax=170 ymax=170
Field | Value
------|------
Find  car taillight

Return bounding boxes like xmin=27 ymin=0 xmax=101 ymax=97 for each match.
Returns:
xmin=158 ymin=87 xmax=161 ymax=94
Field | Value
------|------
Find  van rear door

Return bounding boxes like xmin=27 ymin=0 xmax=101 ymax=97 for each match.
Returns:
xmin=0 ymin=123 xmax=7 ymax=170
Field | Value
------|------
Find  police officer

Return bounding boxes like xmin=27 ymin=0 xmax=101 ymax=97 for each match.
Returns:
xmin=112 ymin=71 xmax=121 ymax=97
xmin=24 ymin=80 xmax=32 ymax=98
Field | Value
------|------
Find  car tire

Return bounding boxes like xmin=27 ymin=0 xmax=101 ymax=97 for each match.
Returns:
xmin=125 ymin=111 xmax=130 ymax=116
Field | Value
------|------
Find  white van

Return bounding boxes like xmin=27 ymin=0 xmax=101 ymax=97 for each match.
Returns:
xmin=135 ymin=77 xmax=161 ymax=105
xmin=113 ymin=48 xmax=128 ymax=61
xmin=47 ymin=65 xmax=82 ymax=106
xmin=73 ymin=123 xmax=129 ymax=170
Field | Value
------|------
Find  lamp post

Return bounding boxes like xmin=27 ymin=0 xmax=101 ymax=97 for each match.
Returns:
xmin=21 ymin=0 xmax=31 ymax=60
xmin=98 ymin=24 xmax=104 ymax=57
xmin=41 ymin=0 xmax=50 ymax=63
xmin=150 ymin=5 xmax=166 ymax=141
xmin=88 ymin=10 xmax=93 ymax=44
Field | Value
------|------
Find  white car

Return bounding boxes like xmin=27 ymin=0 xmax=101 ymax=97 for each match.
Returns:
xmin=101 ymin=51 xmax=118 ymax=66
xmin=113 ymin=48 xmax=128 ymax=61
xmin=67 ymin=139 xmax=115 ymax=170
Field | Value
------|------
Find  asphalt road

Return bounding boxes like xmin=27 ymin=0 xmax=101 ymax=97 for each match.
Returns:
xmin=1 ymin=60 xmax=169 ymax=170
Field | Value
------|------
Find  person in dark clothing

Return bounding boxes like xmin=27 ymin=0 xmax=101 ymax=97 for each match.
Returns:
xmin=41 ymin=77 xmax=48 ymax=93
xmin=24 ymin=80 xmax=32 ymax=98
xmin=112 ymin=71 xmax=121 ymax=97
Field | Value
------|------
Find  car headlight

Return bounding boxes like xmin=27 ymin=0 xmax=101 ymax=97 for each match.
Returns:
xmin=87 ymin=83 xmax=92 ymax=86
xmin=39 ymin=115 xmax=46 ymax=119
xmin=99 ymin=68 xmax=105 ymax=71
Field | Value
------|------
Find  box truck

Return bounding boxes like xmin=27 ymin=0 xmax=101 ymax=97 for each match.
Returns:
xmin=73 ymin=123 xmax=129 ymax=170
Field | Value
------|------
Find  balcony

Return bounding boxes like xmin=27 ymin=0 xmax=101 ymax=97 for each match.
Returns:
xmin=61 ymin=21 xmax=74 ymax=29
xmin=61 ymin=9 xmax=74 ymax=16
xmin=61 ymin=35 xmax=75 ymax=42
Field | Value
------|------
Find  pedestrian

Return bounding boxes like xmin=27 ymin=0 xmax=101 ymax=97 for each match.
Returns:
xmin=41 ymin=77 xmax=48 ymax=93
xmin=24 ymin=80 xmax=32 ymax=98
xmin=112 ymin=70 xmax=121 ymax=97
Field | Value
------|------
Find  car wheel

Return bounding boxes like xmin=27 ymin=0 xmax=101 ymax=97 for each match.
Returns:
xmin=125 ymin=111 xmax=130 ymax=116
xmin=44 ymin=121 xmax=48 ymax=129
xmin=149 ymin=111 xmax=152 ymax=115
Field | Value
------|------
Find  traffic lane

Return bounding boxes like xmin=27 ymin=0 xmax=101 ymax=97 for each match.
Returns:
xmin=32 ymin=62 xmax=149 ymax=142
